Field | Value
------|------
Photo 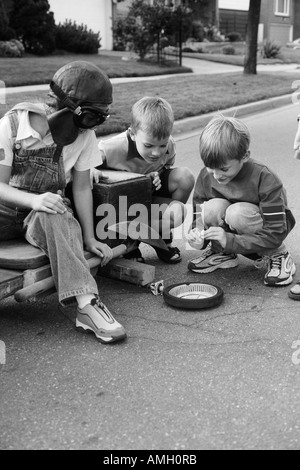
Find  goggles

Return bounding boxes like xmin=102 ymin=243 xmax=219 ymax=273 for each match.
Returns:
xmin=73 ymin=105 xmax=110 ymax=129
xmin=50 ymin=80 xmax=110 ymax=129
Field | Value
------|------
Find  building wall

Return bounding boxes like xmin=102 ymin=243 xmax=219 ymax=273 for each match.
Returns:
xmin=260 ymin=0 xmax=294 ymax=44
xmin=48 ymin=0 xmax=113 ymax=50
xmin=219 ymin=0 xmax=249 ymax=11
xmin=219 ymin=9 xmax=248 ymax=39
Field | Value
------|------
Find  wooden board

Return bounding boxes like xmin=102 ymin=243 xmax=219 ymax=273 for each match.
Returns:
xmin=98 ymin=258 xmax=155 ymax=286
xmin=0 ymin=241 xmax=155 ymax=302
xmin=0 ymin=268 xmax=23 ymax=301
xmin=0 ymin=240 xmax=48 ymax=270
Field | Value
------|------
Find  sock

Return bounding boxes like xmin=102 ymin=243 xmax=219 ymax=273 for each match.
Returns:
xmin=76 ymin=294 xmax=96 ymax=309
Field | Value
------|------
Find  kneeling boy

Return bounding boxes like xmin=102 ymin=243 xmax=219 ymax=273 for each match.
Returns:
xmin=187 ymin=114 xmax=296 ymax=287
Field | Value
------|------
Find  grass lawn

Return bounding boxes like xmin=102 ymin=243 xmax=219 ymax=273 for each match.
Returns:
xmin=182 ymin=44 xmax=300 ymax=67
xmin=0 ymin=52 xmax=191 ymax=87
xmin=2 ymin=71 xmax=299 ymax=136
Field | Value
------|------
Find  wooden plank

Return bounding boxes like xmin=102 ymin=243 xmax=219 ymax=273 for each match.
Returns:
xmin=23 ymin=264 xmax=52 ymax=287
xmin=14 ymin=244 xmax=129 ymax=302
xmin=22 ymin=251 xmax=96 ymax=287
xmin=98 ymin=258 xmax=155 ymax=286
xmin=0 ymin=268 xmax=23 ymax=301
xmin=0 ymin=240 xmax=47 ymax=270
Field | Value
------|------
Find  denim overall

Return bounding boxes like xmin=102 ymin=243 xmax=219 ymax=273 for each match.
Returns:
xmin=0 ymin=103 xmax=98 ymax=303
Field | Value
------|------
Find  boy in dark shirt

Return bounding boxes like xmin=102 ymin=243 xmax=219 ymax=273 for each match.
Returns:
xmin=187 ymin=114 xmax=296 ymax=287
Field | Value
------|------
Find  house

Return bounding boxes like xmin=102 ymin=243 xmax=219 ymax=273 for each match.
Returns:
xmin=259 ymin=0 xmax=295 ymax=44
xmin=46 ymin=0 xmax=300 ymax=52
xmin=219 ymin=0 xmax=249 ymax=40
xmin=219 ymin=0 xmax=299 ymax=45
xmin=48 ymin=0 xmax=114 ymax=50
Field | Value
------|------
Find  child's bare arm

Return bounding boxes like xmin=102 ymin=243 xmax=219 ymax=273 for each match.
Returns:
xmin=0 ymin=164 xmax=66 ymax=214
xmin=72 ymin=169 xmax=113 ymax=266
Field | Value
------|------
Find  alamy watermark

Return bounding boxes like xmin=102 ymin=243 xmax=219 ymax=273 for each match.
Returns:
xmin=0 ymin=340 xmax=6 ymax=365
xmin=0 ymin=80 xmax=6 ymax=105
xmin=292 ymin=81 xmax=300 ymax=105
xmin=291 ymin=339 xmax=300 ymax=365
xmin=94 ymin=197 xmax=200 ymax=250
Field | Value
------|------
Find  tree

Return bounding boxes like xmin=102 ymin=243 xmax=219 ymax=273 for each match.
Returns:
xmin=0 ymin=0 xmax=15 ymax=40
xmin=113 ymin=0 xmax=173 ymax=60
xmin=9 ymin=0 xmax=56 ymax=55
xmin=244 ymin=0 xmax=262 ymax=75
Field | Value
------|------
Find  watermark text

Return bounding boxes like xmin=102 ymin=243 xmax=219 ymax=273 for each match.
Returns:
xmin=0 ymin=340 xmax=6 ymax=365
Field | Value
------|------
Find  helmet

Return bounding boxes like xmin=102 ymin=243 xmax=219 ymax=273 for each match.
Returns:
xmin=47 ymin=61 xmax=112 ymax=146
xmin=51 ymin=60 xmax=112 ymax=107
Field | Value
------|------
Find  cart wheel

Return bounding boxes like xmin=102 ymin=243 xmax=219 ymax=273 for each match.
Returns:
xmin=163 ymin=282 xmax=224 ymax=310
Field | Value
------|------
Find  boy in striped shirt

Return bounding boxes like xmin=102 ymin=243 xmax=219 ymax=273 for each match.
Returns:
xmin=187 ymin=114 xmax=296 ymax=287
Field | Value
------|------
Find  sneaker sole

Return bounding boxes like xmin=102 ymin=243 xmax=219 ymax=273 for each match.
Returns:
xmin=188 ymin=258 xmax=239 ymax=273
xmin=264 ymin=263 xmax=296 ymax=287
xmin=288 ymin=290 xmax=300 ymax=301
xmin=76 ymin=319 xmax=127 ymax=344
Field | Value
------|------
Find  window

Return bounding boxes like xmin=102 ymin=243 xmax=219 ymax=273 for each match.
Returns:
xmin=275 ymin=0 xmax=290 ymax=16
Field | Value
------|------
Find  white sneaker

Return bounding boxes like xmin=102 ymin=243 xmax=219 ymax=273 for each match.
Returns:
xmin=76 ymin=296 xmax=127 ymax=344
xmin=264 ymin=252 xmax=296 ymax=286
xmin=188 ymin=244 xmax=238 ymax=273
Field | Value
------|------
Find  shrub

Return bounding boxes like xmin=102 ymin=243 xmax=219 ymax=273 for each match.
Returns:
xmin=55 ymin=20 xmax=101 ymax=54
xmin=9 ymin=0 xmax=56 ymax=55
xmin=182 ymin=46 xmax=196 ymax=53
xmin=227 ymin=32 xmax=242 ymax=42
xmin=191 ymin=20 xmax=205 ymax=42
xmin=260 ymin=39 xmax=281 ymax=59
xmin=204 ymin=25 xmax=224 ymax=42
xmin=0 ymin=39 xmax=25 ymax=57
xmin=222 ymin=45 xmax=235 ymax=55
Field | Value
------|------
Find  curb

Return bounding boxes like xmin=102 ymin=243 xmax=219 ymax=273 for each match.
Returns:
xmin=172 ymin=93 xmax=294 ymax=138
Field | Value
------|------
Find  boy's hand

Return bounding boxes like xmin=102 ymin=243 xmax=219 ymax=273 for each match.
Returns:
xmin=91 ymin=168 xmax=109 ymax=184
xmin=85 ymin=238 xmax=113 ymax=266
xmin=294 ymin=149 xmax=300 ymax=160
xmin=203 ymin=227 xmax=227 ymax=249
xmin=31 ymin=192 xmax=66 ymax=214
xmin=149 ymin=171 xmax=162 ymax=191
xmin=186 ymin=227 xmax=204 ymax=250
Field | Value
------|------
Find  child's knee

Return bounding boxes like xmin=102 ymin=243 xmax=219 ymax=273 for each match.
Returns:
xmin=203 ymin=199 xmax=231 ymax=227
xmin=225 ymin=202 xmax=262 ymax=233
xmin=163 ymin=200 xmax=187 ymax=228
xmin=179 ymin=167 xmax=195 ymax=191
xmin=170 ymin=167 xmax=195 ymax=192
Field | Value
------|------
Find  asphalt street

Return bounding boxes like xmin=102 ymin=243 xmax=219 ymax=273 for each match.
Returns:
xmin=1 ymin=66 xmax=300 ymax=450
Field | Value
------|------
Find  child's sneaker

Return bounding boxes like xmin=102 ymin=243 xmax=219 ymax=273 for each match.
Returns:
xmin=76 ymin=296 xmax=127 ymax=344
xmin=264 ymin=252 xmax=296 ymax=286
xmin=188 ymin=244 xmax=238 ymax=273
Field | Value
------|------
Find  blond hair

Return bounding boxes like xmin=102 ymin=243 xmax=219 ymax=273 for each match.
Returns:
xmin=199 ymin=114 xmax=251 ymax=168
xmin=131 ymin=96 xmax=174 ymax=140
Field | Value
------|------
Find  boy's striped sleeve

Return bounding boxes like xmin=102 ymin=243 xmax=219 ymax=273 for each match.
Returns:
xmin=261 ymin=203 xmax=286 ymax=228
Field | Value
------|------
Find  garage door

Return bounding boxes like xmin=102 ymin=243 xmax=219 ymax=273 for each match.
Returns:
xmin=269 ymin=24 xmax=292 ymax=45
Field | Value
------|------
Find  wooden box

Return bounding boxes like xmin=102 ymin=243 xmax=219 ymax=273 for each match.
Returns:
xmin=92 ymin=170 xmax=152 ymax=248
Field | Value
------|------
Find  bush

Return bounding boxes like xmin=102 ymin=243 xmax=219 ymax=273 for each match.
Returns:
xmin=260 ymin=39 xmax=281 ymax=59
xmin=9 ymin=0 xmax=56 ymax=55
xmin=227 ymin=32 xmax=242 ymax=42
xmin=55 ymin=20 xmax=101 ymax=54
xmin=204 ymin=25 xmax=225 ymax=42
xmin=0 ymin=39 xmax=25 ymax=57
xmin=182 ymin=46 xmax=197 ymax=53
xmin=191 ymin=20 xmax=205 ymax=42
xmin=222 ymin=45 xmax=235 ymax=55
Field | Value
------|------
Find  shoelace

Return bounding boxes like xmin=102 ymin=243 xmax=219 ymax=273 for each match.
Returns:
xmin=93 ymin=295 xmax=114 ymax=322
xmin=254 ymin=254 xmax=282 ymax=270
